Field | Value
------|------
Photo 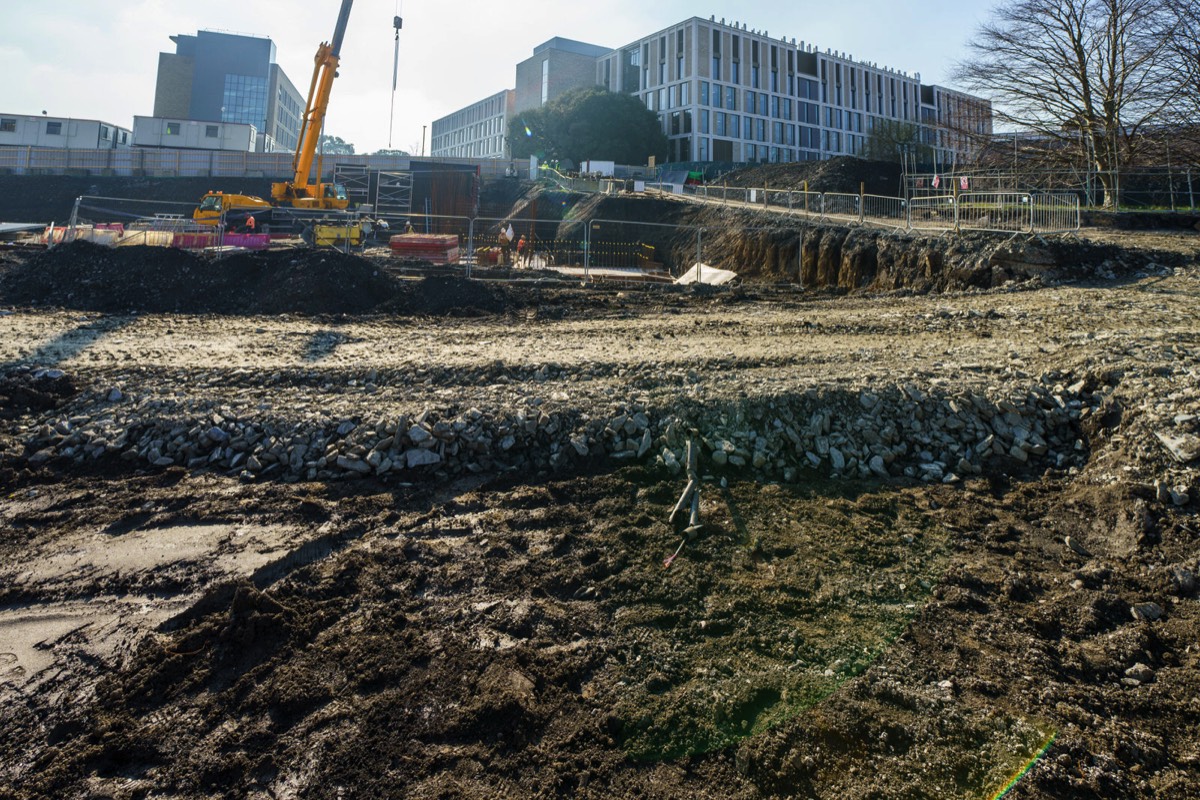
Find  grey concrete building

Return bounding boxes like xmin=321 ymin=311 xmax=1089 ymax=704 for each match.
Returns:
xmin=432 ymin=38 xmax=611 ymax=160
xmin=152 ymin=30 xmax=305 ymax=154
xmin=514 ymin=38 xmax=612 ymax=113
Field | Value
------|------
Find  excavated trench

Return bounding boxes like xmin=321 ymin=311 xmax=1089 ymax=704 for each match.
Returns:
xmin=557 ymin=193 xmax=1187 ymax=290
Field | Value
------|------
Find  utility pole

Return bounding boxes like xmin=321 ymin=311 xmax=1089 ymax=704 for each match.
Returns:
xmin=421 ymin=124 xmax=427 ymax=158
xmin=1166 ymin=139 xmax=1175 ymax=212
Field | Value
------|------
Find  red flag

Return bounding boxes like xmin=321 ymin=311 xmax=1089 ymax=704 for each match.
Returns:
xmin=932 ymin=174 xmax=940 ymax=189
xmin=960 ymin=176 xmax=969 ymax=190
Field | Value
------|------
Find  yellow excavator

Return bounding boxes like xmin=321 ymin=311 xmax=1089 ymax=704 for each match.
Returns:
xmin=194 ymin=0 xmax=355 ymax=227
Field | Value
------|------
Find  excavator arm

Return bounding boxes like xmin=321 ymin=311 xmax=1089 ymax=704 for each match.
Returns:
xmin=272 ymin=0 xmax=353 ymax=208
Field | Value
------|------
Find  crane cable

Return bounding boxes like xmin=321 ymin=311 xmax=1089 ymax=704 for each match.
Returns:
xmin=388 ymin=0 xmax=403 ymax=149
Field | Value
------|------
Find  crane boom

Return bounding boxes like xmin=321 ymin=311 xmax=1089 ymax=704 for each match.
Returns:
xmin=193 ymin=0 xmax=357 ymax=226
xmin=272 ymin=0 xmax=354 ymax=208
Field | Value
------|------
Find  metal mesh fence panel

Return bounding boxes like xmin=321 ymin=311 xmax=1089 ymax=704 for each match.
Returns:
xmin=862 ymin=195 xmax=907 ymax=229
xmin=822 ymin=193 xmax=861 ymax=223
xmin=908 ymin=196 xmax=958 ymax=232
xmin=1031 ymin=193 xmax=1081 ymax=234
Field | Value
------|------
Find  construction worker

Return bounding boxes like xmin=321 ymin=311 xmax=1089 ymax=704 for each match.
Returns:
xmin=516 ymin=234 xmax=527 ymax=267
xmin=404 ymin=219 xmax=415 ymax=234
xmin=245 ymin=215 xmax=257 ymax=234
xmin=500 ymin=230 xmax=511 ymax=266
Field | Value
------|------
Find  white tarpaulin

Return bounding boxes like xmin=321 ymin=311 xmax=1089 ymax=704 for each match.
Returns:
xmin=675 ymin=263 xmax=738 ymax=286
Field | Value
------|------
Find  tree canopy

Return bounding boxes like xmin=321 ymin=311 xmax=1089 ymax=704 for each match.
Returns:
xmin=508 ymin=87 xmax=668 ymax=166
xmin=318 ymin=135 xmax=355 ymax=156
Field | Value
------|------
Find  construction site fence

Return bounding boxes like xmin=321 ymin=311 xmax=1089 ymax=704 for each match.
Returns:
xmin=0 ymin=146 xmax=527 ymax=181
xmin=644 ymin=182 xmax=1081 ymax=235
xmin=906 ymin=168 xmax=1199 ymax=212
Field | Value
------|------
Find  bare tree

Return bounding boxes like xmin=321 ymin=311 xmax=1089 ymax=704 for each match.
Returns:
xmin=1163 ymin=0 xmax=1200 ymax=130
xmin=954 ymin=0 xmax=1180 ymax=207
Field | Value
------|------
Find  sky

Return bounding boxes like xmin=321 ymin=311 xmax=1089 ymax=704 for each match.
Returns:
xmin=0 ymin=0 xmax=998 ymax=154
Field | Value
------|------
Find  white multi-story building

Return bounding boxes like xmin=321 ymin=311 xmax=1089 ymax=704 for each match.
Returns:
xmin=599 ymin=16 xmax=991 ymax=165
xmin=431 ymin=15 xmax=991 ymax=166
xmin=431 ymin=89 xmax=514 ymax=159
xmin=0 ymin=113 xmax=132 ymax=150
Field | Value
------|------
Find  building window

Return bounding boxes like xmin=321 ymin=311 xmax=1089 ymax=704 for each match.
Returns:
xmin=541 ymin=59 xmax=549 ymax=105
xmin=100 ymin=126 xmax=110 ymax=140
xmin=206 ymin=125 xmax=220 ymax=138
xmin=120 ymin=131 xmax=128 ymax=144
xmin=46 ymin=121 xmax=63 ymax=135
xmin=1 ymin=118 xmax=17 ymax=133
xmin=165 ymin=122 xmax=181 ymax=135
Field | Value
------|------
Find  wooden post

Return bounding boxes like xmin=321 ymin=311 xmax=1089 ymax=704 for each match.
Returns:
xmin=798 ymin=228 xmax=805 ymax=287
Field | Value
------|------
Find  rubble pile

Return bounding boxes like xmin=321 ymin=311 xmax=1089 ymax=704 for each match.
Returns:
xmin=13 ymin=374 xmax=1101 ymax=486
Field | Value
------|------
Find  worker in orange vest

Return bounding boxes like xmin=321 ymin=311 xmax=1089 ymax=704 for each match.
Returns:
xmin=245 ymin=215 xmax=257 ymax=233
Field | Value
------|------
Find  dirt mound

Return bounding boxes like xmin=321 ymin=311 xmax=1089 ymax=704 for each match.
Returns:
xmin=720 ymin=157 xmax=903 ymax=196
xmin=0 ymin=242 xmax=524 ymax=317
xmin=403 ymin=275 xmax=511 ymax=316
xmin=212 ymin=248 xmax=403 ymax=315
xmin=0 ymin=367 xmax=76 ymax=420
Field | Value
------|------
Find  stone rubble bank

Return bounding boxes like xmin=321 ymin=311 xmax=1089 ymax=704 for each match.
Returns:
xmin=14 ymin=367 xmax=1104 ymax=485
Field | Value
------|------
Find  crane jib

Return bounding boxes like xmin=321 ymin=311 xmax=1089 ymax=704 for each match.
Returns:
xmin=330 ymin=0 xmax=353 ymax=59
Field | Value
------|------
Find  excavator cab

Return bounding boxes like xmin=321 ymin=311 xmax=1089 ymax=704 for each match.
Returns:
xmin=324 ymin=184 xmax=348 ymax=202
xmin=198 ymin=194 xmax=224 ymax=213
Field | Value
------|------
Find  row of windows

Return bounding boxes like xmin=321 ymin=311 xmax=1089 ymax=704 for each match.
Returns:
xmin=162 ymin=121 xmax=224 ymax=138
xmin=434 ymin=135 xmax=505 ymax=158
xmin=692 ymin=81 xmax=880 ymax=132
xmin=695 ymin=136 xmax=823 ymax=164
xmin=435 ymin=114 xmax=506 ymax=148
xmin=274 ymin=86 xmax=302 ymax=151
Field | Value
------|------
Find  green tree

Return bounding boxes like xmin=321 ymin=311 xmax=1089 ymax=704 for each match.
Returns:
xmin=509 ymin=88 xmax=668 ymax=166
xmin=319 ymin=134 xmax=355 ymax=155
xmin=372 ymin=148 xmax=410 ymax=156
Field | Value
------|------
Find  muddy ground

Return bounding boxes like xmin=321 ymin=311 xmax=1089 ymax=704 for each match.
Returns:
xmin=0 ymin=227 xmax=1199 ymax=799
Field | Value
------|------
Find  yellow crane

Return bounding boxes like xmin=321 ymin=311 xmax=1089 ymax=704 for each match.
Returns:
xmin=194 ymin=0 xmax=355 ymax=226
